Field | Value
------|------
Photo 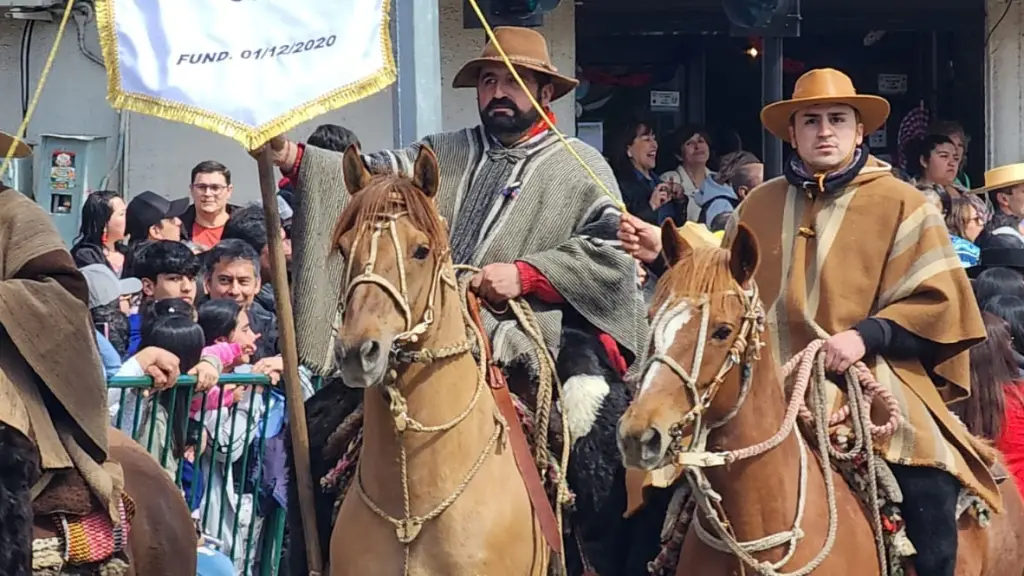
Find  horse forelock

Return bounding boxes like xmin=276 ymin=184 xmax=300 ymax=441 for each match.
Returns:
xmin=652 ymin=245 xmax=739 ymax=308
xmin=332 ymin=174 xmax=450 ymax=255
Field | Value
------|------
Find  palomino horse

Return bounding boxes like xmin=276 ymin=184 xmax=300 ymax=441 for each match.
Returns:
xmin=328 ymin=144 xmax=548 ymax=575
xmin=617 ymin=221 xmax=1024 ymax=576
xmin=8 ymin=426 xmax=196 ymax=575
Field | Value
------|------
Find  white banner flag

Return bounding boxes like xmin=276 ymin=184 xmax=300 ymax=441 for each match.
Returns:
xmin=95 ymin=0 xmax=396 ymax=149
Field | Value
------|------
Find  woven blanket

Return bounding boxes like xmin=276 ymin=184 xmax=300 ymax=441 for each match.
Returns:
xmin=55 ymin=493 xmax=135 ymax=566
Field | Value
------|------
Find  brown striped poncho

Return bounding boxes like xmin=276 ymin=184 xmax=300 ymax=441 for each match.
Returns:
xmin=291 ymin=126 xmax=649 ymax=378
xmin=727 ymin=157 xmax=999 ymax=511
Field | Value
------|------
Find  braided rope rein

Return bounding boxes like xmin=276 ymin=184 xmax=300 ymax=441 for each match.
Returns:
xmin=685 ymin=338 xmax=904 ymax=576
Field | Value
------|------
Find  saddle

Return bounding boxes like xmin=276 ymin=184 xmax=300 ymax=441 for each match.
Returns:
xmin=31 ymin=469 xmax=134 ymax=575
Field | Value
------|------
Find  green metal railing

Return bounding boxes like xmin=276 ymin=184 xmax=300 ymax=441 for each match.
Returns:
xmin=108 ymin=374 xmax=288 ymax=576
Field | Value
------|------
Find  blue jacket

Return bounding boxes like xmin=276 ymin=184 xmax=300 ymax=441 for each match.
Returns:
xmin=126 ymin=313 xmax=143 ymax=358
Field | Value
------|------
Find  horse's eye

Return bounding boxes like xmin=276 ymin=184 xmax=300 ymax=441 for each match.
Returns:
xmin=711 ymin=325 xmax=732 ymax=341
xmin=412 ymin=245 xmax=430 ymax=260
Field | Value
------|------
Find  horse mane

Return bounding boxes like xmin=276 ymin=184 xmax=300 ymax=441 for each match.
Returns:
xmin=332 ymin=173 xmax=450 ymax=253
xmin=653 ymin=244 xmax=737 ymax=304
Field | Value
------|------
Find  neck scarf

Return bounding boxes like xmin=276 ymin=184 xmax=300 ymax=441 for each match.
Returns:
xmin=784 ymin=144 xmax=869 ymax=195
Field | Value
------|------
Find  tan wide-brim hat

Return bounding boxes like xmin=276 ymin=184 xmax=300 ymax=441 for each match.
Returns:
xmin=970 ymin=163 xmax=1024 ymax=194
xmin=0 ymin=130 xmax=31 ymax=159
xmin=452 ymin=27 xmax=579 ymax=102
xmin=760 ymin=68 xmax=891 ymax=140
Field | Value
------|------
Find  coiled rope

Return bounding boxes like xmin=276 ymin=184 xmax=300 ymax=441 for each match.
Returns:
xmin=688 ymin=339 xmax=903 ymax=576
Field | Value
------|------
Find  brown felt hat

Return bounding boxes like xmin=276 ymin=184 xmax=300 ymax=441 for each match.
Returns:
xmin=0 ymin=129 xmax=31 ymax=159
xmin=452 ymin=27 xmax=578 ymax=101
xmin=760 ymin=68 xmax=890 ymax=140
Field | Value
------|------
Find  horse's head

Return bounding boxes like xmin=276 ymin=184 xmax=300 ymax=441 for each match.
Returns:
xmin=332 ymin=144 xmax=454 ymax=388
xmin=618 ymin=221 xmax=765 ymax=470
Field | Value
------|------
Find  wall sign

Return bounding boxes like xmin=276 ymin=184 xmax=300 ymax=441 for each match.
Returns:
xmin=877 ymin=74 xmax=908 ymax=95
xmin=650 ymin=90 xmax=681 ymax=109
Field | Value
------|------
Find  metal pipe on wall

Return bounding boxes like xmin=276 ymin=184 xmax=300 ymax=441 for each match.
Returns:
xmin=762 ymin=36 xmax=784 ymax=179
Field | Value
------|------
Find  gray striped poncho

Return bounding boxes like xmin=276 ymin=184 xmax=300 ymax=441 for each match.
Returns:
xmin=291 ymin=125 xmax=649 ymax=379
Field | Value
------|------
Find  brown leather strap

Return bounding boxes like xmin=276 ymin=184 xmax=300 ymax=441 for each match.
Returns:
xmin=466 ymin=293 xmax=563 ymax=555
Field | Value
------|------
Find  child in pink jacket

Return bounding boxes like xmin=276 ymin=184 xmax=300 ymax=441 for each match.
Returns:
xmin=192 ymin=299 xmax=261 ymax=418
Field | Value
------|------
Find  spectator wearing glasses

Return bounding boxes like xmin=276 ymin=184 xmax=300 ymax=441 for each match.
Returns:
xmin=181 ymin=161 xmax=239 ymax=251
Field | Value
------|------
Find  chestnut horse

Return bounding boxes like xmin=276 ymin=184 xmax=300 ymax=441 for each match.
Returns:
xmin=618 ymin=221 xmax=1024 ymax=576
xmin=328 ymin=144 xmax=548 ymax=575
xmin=110 ymin=427 xmax=199 ymax=575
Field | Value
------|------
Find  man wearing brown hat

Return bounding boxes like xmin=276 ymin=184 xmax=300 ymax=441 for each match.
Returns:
xmin=726 ymin=68 xmax=993 ymax=576
xmin=263 ymin=27 xmax=645 ymax=388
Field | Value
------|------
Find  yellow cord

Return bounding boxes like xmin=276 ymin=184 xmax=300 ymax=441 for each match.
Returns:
xmin=464 ymin=0 xmax=628 ymax=213
xmin=1 ymin=1 xmax=77 ymax=180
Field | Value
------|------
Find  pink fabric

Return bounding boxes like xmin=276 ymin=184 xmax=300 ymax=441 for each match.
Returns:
xmin=203 ymin=342 xmax=243 ymax=368
xmin=190 ymin=385 xmax=240 ymax=416
xmin=189 ymin=343 xmax=244 ymax=416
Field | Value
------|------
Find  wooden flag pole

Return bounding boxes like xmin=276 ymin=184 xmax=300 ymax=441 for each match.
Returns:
xmin=256 ymin=147 xmax=324 ymax=575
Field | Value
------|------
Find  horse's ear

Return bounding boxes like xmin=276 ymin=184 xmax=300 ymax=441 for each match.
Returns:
xmin=661 ymin=219 xmax=692 ymax=267
xmin=412 ymin=145 xmax=440 ymax=198
xmin=729 ymin=222 xmax=760 ymax=287
xmin=342 ymin=144 xmax=372 ymax=195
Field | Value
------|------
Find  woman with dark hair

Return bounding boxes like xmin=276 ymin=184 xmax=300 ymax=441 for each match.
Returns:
xmin=70 ymin=190 xmax=128 ymax=274
xmin=140 ymin=313 xmax=204 ymax=473
xmin=906 ymin=134 xmax=960 ymax=195
xmin=974 ymin=268 xmax=1024 ymax=307
xmin=928 ymin=120 xmax=971 ymax=189
xmin=660 ymin=124 xmax=714 ymax=222
xmin=982 ymin=295 xmax=1024 ymax=368
xmin=956 ymin=313 xmax=1024 ymax=490
xmin=613 ymin=119 xmax=673 ymax=225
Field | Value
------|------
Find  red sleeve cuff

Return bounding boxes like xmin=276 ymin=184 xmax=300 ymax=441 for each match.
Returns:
xmin=284 ymin=142 xmax=305 ymax=181
xmin=515 ymin=261 xmax=564 ymax=304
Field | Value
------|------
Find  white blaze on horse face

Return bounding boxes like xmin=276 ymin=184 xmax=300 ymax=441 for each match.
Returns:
xmin=639 ymin=299 xmax=693 ymax=395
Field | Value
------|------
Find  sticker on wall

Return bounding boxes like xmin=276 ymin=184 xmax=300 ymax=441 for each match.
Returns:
xmin=49 ymin=150 xmax=77 ymax=190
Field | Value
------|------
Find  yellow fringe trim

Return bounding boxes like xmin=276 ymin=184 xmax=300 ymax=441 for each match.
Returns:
xmin=93 ymin=0 xmax=397 ymax=150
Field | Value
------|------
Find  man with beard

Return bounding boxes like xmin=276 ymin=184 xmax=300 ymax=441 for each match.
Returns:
xmin=266 ymin=26 xmax=645 ymax=388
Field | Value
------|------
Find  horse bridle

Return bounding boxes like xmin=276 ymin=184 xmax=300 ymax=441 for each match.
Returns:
xmin=340 ymin=210 xmax=506 ymax=573
xmin=339 ymin=211 xmax=456 ymax=350
xmin=640 ymin=284 xmax=766 ymax=467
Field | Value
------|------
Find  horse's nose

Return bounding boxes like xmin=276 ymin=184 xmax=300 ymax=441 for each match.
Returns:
xmin=338 ymin=337 xmax=391 ymax=388
xmin=617 ymin=425 xmax=666 ymax=470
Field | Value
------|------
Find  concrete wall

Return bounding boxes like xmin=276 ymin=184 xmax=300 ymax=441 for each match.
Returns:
xmin=0 ymin=0 xmax=575 ymax=204
xmin=985 ymin=0 xmax=1024 ymax=168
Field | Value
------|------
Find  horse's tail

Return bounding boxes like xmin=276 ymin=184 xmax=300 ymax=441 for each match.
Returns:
xmin=284 ymin=377 xmax=363 ymax=575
